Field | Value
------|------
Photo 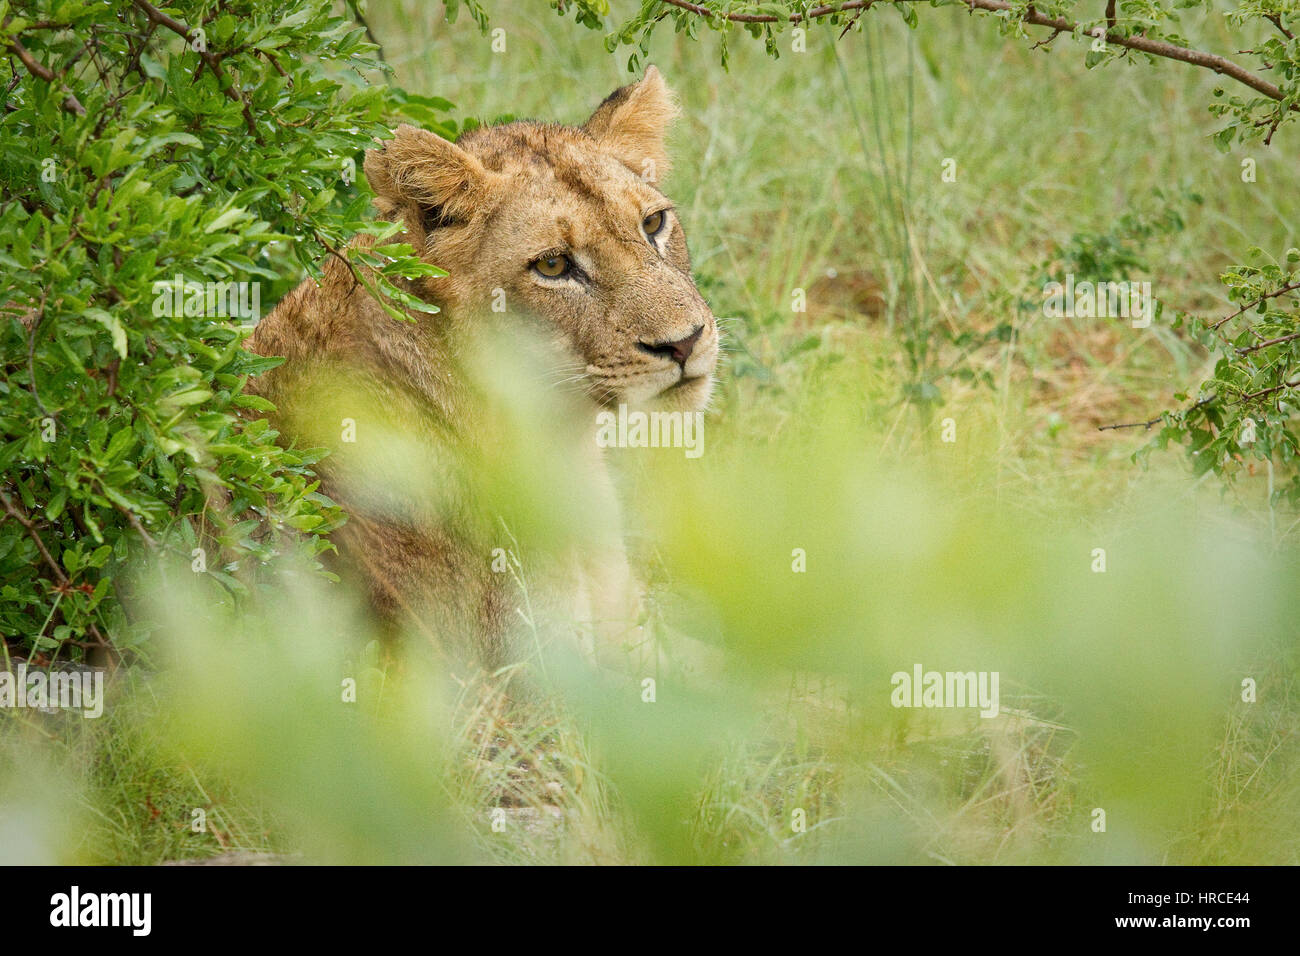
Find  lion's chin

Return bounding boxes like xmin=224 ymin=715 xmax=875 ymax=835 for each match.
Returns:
xmin=617 ymin=374 xmax=711 ymax=410
xmin=651 ymin=373 xmax=713 ymax=412
xmin=594 ymin=370 xmax=714 ymax=414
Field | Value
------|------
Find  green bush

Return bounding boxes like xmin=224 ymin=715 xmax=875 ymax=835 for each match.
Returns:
xmin=0 ymin=0 xmax=457 ymax=659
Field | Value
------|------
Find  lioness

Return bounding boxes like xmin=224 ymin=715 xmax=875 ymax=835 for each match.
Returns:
xmin=246 ymin=68 xmax=719 ymax=672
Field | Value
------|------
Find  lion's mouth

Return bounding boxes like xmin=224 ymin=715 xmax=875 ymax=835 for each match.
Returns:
xmin=666 ymin=374 xmax=706 ymax=391
xmin=655 ymin=372 xmax=711 ymax=398
xmin=586 ymin=367 xmax=713 ymax=408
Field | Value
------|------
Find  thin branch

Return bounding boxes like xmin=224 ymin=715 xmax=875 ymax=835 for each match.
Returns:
xmin=1233 ymin=376 xmax=1300 ymax=405
xmin=1265 ymin=13 xmax=1295 ymax=41
xmin=1096 ymin=415 xmax=1165 ymax=431
xmin=1104 ymin=371 xmax=1300 ymax=432
xmin=3 ymin=34 xmax=86 ymax=114
xmin=311 ymin=228 xmax=363 ymax=292
xmin=1237 ymin=331 xmax=1300 ymax=356
xmin=258 ymin=48 xmax=291 ymax=84
xmin=0 ymin=487 xmax=67 ymax=584
xmin=2 ymin=70 xmax=19 ymax=113
xmin=5 ymin=35 xmax=54 ymax=81
xmin=347 ymin=0 xmax=388 ymax=65
xmin=129 ymin=0 xmax=258 ymax=138
xmin=837 ymin=3 xmax=873 ymax=38
xmin=123 ymin=20 xmax=160 ymax=82
xmin=1210 ymin=281 xmax=1300 ymax=330
xmin=13 ymin=20 xmax=76 ymax=32
xmin=25 ymin=291 xmax=51 ymax=418
xmin=658 ymin=0 xmax=1298 ymax=107
xmin=0 ymin=487 xmax=114 ymax=654
xmin=109 ymin=497 xmax=157 ymax=549
xmin=1098 ymin=394 xmax=1216 ymax=431
xmin=1031 ymin=27 xmax=1064 ymax=51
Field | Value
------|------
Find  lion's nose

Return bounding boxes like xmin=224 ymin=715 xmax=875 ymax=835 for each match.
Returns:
xmin=639 ymin=324 xmax=703 ymax=368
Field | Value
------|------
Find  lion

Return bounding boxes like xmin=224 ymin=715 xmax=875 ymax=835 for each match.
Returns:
xmin=245 ymin=67 xmax=719 ymax=675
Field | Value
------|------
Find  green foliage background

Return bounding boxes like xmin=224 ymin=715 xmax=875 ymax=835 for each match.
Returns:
xmin=598 ymin=0 xmax=1300 ymax=504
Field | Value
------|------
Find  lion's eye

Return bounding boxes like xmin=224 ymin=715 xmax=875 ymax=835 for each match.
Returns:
xmin=533 ymin=254 xmax=571 ymax=279
xmin=642 ymin=210 xmax=666 ymax=238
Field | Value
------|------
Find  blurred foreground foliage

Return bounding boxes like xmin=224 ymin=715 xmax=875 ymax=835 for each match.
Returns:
xmin=2 ymin=350 xmax=1297 ymax=864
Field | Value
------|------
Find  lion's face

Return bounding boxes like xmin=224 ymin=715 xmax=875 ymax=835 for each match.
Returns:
xmin=363 ymin=68 xmax=719 ymax=412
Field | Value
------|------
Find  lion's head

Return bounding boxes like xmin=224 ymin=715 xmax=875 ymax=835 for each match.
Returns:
xmin=362 ymin=67 xmax=719 ymax=412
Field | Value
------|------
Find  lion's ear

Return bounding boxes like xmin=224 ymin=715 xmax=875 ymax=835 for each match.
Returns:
xmin=364 ymin=124 xmax=492 ymax=223
xmin=582 ymin=66 xmax=677 ymax=184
